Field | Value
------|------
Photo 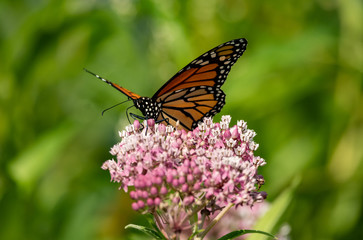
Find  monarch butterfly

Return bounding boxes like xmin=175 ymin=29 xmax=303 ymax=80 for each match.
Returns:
xmin=86 ymin=38 xmax=247 ymax=131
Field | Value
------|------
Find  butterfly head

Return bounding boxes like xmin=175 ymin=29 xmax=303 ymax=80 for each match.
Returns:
xmin=133 ymin=97 xmax=161 ymax=120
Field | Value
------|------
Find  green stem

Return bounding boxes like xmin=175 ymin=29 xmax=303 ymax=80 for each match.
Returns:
xmin=196 ymin=203 xmax=234 ymax=239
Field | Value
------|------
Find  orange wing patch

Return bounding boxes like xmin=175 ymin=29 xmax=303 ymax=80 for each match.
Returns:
xmin=188 ymin=94 xmax=215 ymax=101
xmin=216 ymin=45 xmax=234 ymax=52
xmin=185 ymin=108 xmax=204 ymax=120
xmin=186 ymin=71 xmax=217 ymax=83
xmin=155 ymin=68 xmax=198 ymax=97
xmin=197 ymin=106 xmax=213 ymax=113
xmin=196 ymin=63 xmax=218 ymax=73
xmin=163 ymin=99 xmax=196 ymax=108
xmin=218 ymin=50 xmax=234 ymax=56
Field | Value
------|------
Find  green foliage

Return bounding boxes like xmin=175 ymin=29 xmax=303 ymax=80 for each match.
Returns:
xmin=1 ymin=0 xmax=362 ymax=239
xmin=125 ymin=224 xmax=167 ymax=240
xmin=217 ymin=230 xmax=275 ymax=240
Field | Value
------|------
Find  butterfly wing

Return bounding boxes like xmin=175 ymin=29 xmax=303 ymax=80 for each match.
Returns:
xmin=156 ymin=86 xmax=225 ymax=130
xmin=153 ymin=38 xmax=247 ymax=130
xmin=152 ymin=38 xmax=247 ymax=98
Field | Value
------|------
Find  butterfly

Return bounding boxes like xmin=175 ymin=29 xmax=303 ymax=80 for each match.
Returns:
xmin=85 ymin=38 xmax=247 ymax=131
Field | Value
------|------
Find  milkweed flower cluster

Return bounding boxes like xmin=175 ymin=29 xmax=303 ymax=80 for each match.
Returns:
xmin=102 ymin=116 xmax=267 ymax=238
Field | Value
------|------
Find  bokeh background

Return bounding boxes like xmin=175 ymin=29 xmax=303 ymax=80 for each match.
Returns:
xmin=1 ymin=0 xmax=362 ymax=239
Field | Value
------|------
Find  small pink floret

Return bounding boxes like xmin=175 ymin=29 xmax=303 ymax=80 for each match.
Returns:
xmin=147 ymin=198 xmax=154 ymax=206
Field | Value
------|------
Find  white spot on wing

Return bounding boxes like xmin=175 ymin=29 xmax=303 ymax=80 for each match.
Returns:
xmin=200 ymin=60 xmax=209 ymax=66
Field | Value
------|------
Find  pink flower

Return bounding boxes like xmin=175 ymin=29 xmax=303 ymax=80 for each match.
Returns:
xmin=102 ymin=116 xmax=267 ymax=237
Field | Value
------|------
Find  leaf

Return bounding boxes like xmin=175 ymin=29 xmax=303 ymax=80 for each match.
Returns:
xmin=189 ymin=228 xmax=204 ymax=240
xmin=125 ymin=224 xmax=167 ymax=240
xmin=217 ymin=229 xmax=276 ymax=240
xmin=145 ymin=214 xmax=167 ymax=239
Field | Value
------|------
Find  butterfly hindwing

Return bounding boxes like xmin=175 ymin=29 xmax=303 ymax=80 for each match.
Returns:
xmin=156 ymin=86 xmax=225 ymax=130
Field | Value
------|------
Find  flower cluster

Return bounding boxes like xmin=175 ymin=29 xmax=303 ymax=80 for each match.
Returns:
xmin=102 ymin=116 xmax=266 ymax=213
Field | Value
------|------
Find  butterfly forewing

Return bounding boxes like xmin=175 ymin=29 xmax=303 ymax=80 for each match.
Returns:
xmin=152 ymin=38 xmax=247 ymax=99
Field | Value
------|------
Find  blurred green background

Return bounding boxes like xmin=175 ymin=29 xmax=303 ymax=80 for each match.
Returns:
xmin=1 ymin=0 xmax=362 ymax=239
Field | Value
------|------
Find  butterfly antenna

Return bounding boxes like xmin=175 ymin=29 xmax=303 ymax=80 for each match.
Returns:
xmin=102 ymin=99 xmax=132 ymax=116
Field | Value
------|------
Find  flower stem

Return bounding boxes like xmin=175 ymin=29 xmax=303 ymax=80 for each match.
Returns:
xmin=197 ymin=203 xmax=234 ymax=239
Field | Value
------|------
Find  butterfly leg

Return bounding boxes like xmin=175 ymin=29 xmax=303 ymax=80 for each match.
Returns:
xmin=129 ymin=112 xmax=147 ymax=121
xmin=129 ymin=112 xmax=147 ymax=130
xmin=158 ymin=112 xmax=171 ymax=126
xmin=156 ymin=118 xmax=169 ymax=124
xmin=126 ymin=106 xmax=150 ymax=131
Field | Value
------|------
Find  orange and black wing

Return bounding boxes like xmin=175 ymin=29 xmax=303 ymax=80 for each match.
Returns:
xmin=84 ymin=68 xmax=141 ymax=100
xmin=152 ymin=38 xmax=247 ymax=99
xmin=156 ymin=86 xmax=225 ymax=130
xmin=153 ymin=38 xmax=247 ymax=130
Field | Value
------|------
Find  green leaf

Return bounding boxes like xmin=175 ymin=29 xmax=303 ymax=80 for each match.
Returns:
xmin=217 ymin=229 xmax=276 ymax=240
xmin=144 ymin=214 xmax=167 ymax=239
xmin=189 ymin=228 xmax=204 ymax=240
xmin=125 ymin=224 xmax=167 ymax=240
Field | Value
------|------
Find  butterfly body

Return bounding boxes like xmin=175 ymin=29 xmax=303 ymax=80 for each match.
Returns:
xmin=133 ymin=97 xmax=161 ymax=120
xmin=86 ymin=38 xmax=247 ymax=130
